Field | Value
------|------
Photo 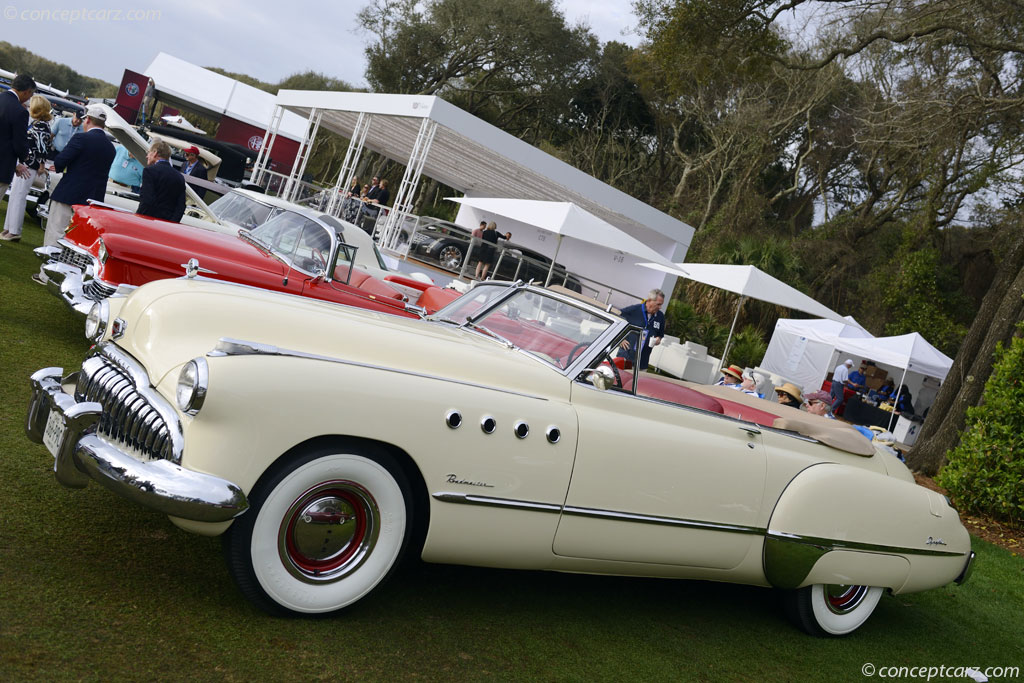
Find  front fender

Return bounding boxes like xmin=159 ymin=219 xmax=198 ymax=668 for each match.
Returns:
xmin=763 ymin=463 xmax=971 ymax=593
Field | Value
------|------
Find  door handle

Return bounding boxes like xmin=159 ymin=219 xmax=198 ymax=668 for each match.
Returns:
xmin=739 ymin=426 xmax=761 ymax=436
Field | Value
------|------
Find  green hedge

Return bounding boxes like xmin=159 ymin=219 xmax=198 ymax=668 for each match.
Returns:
xmin=937 ymin=326 xmax=1024 ymax=526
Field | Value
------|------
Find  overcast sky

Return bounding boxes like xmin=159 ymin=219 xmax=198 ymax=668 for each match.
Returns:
xmin=2 ymin=0 xmax=642 ymax=91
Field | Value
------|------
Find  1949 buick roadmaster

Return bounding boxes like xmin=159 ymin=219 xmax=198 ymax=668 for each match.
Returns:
xmin=25 ymin=278 xmax=974 ymax=636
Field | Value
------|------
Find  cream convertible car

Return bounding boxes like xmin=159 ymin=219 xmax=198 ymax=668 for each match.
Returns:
xmin=26 ymin=279 xmax=973 ymax=636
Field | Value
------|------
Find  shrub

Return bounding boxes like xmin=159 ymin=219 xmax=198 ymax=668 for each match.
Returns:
xmin=937 ymin=326 xmax=1024 ymax=526
xmin=727 ymin=325 xmax=768 ymax=369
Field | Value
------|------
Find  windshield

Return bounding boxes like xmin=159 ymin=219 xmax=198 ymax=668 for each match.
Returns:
xmin=248 ymin=212 xmax=333 ymax=273
xmin=209 ymin=192 xmax=275 ymax=230
xmin=432 ymin=285 xmax=616 ymax=369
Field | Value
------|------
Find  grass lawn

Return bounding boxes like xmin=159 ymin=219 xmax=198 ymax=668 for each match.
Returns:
xmin=1 ymin=204 xmax=1022 ymax=681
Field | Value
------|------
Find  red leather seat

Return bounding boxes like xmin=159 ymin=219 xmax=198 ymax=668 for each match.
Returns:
xmin=416 ymin=286 xmax=461 ymax=313
xmin=348 ymin=270 xmax=404 ymax=300
xmin=635 ymin=376 xmax=725 ymax=414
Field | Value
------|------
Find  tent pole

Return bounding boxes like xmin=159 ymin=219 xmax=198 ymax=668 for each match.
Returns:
xmin=718 ymin=295 xmax=745 ymax=374
xmin=544 ymin=235 xmax=563 ymax=286
xmin=887 ymin=365 xmax=909 ymax=432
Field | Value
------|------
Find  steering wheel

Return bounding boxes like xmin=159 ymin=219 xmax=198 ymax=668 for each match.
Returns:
xmin=311 ymin=247 xmax=327 ymax=271
xmin=565 ymin=341 xmax=589 ymax=367
xmin=599 ymin=352 xmax=624 ymax=389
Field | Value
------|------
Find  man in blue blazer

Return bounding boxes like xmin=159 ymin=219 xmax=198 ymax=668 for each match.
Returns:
xmin=180 ymin=145 xmax=207 ymax=178
xmin=137 ymin=139 xmax=185 ymax=223
xmin=1 ymin=74 xmax=36 ymax=228
xmin=44 ymin=104 xmax=116 ymax=247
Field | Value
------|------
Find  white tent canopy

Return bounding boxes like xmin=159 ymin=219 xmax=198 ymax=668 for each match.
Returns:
xmin=837 ymin=333 xmax=953 ymax=381
xmin=447 ymin=198 xmax=681 ymax=282
xmin=761 ymin=318 xmax=952 ymax=428
xmin=639 ymin=262 xmax=856 ymax=371
xmin=761 ymin=317 xmax=875 ymax=392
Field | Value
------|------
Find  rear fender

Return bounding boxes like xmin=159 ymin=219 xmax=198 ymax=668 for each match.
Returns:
xmin=763 ymin=463 xmax=970 ymax=592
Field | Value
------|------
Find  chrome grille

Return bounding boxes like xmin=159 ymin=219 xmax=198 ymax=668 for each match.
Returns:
xmin=82 ymin=279 xmax=117 ymax=301
xmin=74 ymin=350 xmax=181 ymax=462
xmin=56 ymin=244 xmax=94 ymax=271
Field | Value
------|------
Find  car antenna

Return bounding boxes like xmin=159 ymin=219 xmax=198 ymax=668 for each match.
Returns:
xmin=282 ymin=261 xmax=293 ymax=286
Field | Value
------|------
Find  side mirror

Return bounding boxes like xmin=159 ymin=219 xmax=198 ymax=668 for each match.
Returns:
xmin=582 ymin=365 xmax=615 ymax=391
xmin=312 ymin=268 xmax=329 ymax=283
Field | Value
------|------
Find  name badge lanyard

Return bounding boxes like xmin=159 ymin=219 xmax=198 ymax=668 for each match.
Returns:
xmin=640 ymin=302 xmax=649 ymax=350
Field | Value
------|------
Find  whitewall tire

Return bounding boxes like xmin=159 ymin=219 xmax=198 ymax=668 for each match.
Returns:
xmin=224 ymin=443 xmax=412 ymax=616
xmin=787 ymin=584 xmax=884 ymax=636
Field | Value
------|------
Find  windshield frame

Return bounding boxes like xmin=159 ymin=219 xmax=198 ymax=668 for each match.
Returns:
xmin=428 ymin=282 xmax=626 ymax=377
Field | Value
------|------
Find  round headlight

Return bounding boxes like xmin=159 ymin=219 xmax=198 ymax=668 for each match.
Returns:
xmin=84 ymin=300 xmax=109 ymax=341
xmin=176 ymin=358 xmax=209 ymax=415
xmin=97 ymin=238 xmax=108 ymax=264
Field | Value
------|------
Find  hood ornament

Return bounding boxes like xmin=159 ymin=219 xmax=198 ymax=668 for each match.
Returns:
xmin=181 ymin=258 xmax=218 ymax=279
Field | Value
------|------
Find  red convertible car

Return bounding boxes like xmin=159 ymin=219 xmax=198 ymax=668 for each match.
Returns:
xmin=36 ymin=204 xmax=460 ymax=318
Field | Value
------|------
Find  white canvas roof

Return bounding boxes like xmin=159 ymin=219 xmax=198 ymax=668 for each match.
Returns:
xmin=447 ymin=198 xmax=679 ymax=270
xmin=640 ymin=262 xmax=852 ymax=325
xmin=775 ymin=316 xmax=874 ymax=343
xmin=837 ymin=333 xmax=953 ymax=381
xmin=143 ymin=53 xmax=306 ymax=140
xmin=271 ymin=90 xmax=694 ymax=261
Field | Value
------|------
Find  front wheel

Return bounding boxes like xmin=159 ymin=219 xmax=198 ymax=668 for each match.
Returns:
xmin=223 ymin=442 xmax=412 ymax=616
xmin=785 ymin=584 xmax=884 ymax=636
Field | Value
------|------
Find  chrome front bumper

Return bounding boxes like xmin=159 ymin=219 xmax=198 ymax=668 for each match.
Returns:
xmin=26 ymin=367 xmax=249 ymax=523
xmin=34 ymin=245 xmax=134 ymax=316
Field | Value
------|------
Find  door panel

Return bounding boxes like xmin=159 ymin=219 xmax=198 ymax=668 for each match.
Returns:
xmin=554 ymin=383 xmax=767 ymax=569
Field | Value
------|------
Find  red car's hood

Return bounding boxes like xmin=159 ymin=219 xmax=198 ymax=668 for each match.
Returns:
xmin=67 ymin=206 xmax=286 ymax=283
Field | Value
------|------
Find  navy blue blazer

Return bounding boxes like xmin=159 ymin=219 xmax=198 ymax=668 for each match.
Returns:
xmin=0 ymin=89 xmax=30 ymax=184
xmin=50 ymin=127 xmax=115 ymax=206
xmin=137 ymin=159 xmax=185 ymax=223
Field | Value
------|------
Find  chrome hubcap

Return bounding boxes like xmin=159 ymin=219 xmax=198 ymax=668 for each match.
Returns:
xmin=438 ymin=246 xmax=463 ymax=269
xmin=825 ymin=584 xmax=869 ymax=615
xmin=278 ymin=480 xmax=379 ymax=583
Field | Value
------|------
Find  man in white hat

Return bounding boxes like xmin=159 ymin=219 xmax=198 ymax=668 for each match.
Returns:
xmin=40 ymin=104 xmax=116 ymax=255
xmin=830 ymin=358 xmax=854 ymax=412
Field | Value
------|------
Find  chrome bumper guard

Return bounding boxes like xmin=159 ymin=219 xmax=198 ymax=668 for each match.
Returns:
xmin=26 ymin=367 xmax=249 ymax=523
xmin=41 ymin=261 xmax=94 ymax=316
xmin=954 ymin=550 xmax=976 ymax=585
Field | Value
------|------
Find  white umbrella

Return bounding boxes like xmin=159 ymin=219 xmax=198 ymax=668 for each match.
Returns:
xmin=160 ymin=114 xmax=207 ymax=135
xmin=639 ymin=262 xmax=858 ymax=371
xmin=446 ymin=197 xmax=682 ymax=285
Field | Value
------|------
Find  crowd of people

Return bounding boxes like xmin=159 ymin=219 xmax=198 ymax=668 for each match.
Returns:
xmin=711 ymin=359 xmax=882 ymax=442
xmin=340 ymin=174 xmax=391 ymax=230
xmin=0 ymin=72 xmax=221 ymax=263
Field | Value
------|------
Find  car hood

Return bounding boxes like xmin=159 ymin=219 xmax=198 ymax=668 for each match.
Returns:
xmin=68 ymin=206 xmax=286 ymax=282
xmin=110 ymin=278 xmax=571 ymax=401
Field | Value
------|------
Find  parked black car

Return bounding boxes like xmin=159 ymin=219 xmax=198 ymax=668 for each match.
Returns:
xmin=410 ymin=218 xmax=582 ymax=290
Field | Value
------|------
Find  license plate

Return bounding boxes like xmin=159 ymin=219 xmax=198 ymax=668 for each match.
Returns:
xmin=42 ymin=408 xmax=66 ymax=457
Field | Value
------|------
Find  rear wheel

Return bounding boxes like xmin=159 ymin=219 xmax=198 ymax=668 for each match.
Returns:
xmin=437 ymin=244 xmax=465 ymax=270
xmin=786 ymin=583 xmax=884 ymax=636
xmin=223 ymin=442 xmax=412 ymax=616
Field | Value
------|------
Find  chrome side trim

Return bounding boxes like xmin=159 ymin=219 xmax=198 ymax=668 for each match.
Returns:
xmin=432 ymin=492 xmax=765 ymax=535
xmin=562 ymin=506 xmax=766 ymax=534
xmin=431 ymin=492 xmax=562 ymax=513
xmin=209 ymin=337 xmax=549 ymax=402
xmin=765 ymin=530 xmax=965 ymax=558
